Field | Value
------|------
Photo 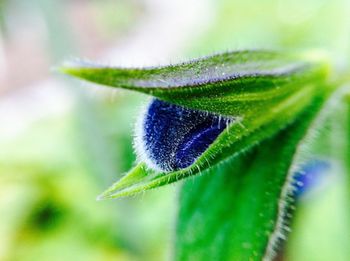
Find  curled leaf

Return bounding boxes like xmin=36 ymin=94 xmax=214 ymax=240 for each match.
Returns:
xmin=60 ymin=50 xmax=330 ymax=199
xmin=60 ymin=50 xmax=328 ymax=116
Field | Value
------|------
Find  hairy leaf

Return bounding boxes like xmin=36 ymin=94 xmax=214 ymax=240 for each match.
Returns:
xmin=175 ymin=87 xmax=332 ymax=261
xmin=60 ymin=50 xmax=329 ymax=199
xmin=95 ymin=86 xmax=311 ymax=198
xmin=60 ymin=50 xmax=327 ymax=116
xmin=98 ymin=84 xmax=327 ymax=199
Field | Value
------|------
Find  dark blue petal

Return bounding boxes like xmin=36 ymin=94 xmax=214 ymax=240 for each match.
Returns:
xmin=139 ymin=99 xmax=232 ymax=171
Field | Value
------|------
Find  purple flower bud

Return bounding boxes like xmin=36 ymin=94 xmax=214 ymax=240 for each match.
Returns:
xmin=135 ymin=99 xmax=233 ymax=171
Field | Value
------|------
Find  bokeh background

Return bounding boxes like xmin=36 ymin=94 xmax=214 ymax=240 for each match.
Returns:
xmin=1 ymin=0 xmax=350 ymax=260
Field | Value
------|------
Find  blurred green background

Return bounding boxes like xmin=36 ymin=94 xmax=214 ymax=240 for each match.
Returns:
xmin=1 ymin=0 xmax=349 ymax=260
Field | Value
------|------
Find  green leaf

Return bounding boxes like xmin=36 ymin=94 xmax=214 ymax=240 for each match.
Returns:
xmin=61 ymin=48 xmax=341 ymax=259
xmin=60 ymin=50 xmax=328 ymax=116
xmin=61 ymin=50 xmax=329 ymax=199
xmin=345 ymin=91 xmax=350 ymax=259
xmin=175 ymin=88 xmax=331 ymax=261
xmin=98 ymin=83 xmax=327 ymax=199
xmin=285 ymin=84 xmax=350 ymax=261
xmin=346 ymin=92 xmax=350 ymax=176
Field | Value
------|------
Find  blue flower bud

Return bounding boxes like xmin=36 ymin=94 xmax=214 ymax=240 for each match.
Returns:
xmin=135 ymin=99 xmax=233 ymax=171
xmin=293 ymin=159 xmax=330 ymax=199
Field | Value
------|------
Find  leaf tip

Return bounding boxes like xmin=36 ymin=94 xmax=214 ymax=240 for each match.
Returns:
xmin=96 ymin=189 xmax=121 ymax=201
xmin=57 ymin=59 xmax=102 ymax=79
xmin=57 ymin=61 xmax=82 ymax=77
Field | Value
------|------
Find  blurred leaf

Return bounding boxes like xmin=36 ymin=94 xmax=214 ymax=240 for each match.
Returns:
xmin=346 ymin=91 xmax=350 ymax=259
xmin=285 ymin=85 xmax=350 ymax=261
xmin=346 ymin=92 xmax=350 ymax=172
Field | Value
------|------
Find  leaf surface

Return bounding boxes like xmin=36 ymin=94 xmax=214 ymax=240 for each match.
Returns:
xmin=98 ymin=85 xmax=323 ymax=199
xmin=61 ymin=50 xmax=329 ymax=199
xmin=175 ymin=90 xmax=331 ymax=261
xmin=60 ymin=50 xmax=327 ymax=116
